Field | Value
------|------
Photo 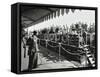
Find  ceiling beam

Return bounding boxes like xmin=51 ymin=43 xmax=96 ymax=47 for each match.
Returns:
xmin=22 ymin=15 xmax=36 ymax=22
xmin=44 ymin=8 xmax=54 ymax=12
xmin=22 ymin=20 xmax=33 ymax=21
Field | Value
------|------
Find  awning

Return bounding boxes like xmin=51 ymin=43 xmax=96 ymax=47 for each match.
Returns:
xmin=21 ymin=6 xmax=58 ymax=28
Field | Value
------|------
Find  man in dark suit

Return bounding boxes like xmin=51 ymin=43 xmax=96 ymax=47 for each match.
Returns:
xmin=26 ymin=31 xmax=39 ymax=71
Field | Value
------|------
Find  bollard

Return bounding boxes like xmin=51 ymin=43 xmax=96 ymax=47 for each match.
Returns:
xmin=59 ymin=43 xmax=61 ymax=62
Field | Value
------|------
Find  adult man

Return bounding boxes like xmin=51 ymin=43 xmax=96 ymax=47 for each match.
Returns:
xmin=26 ymin=31 xmax=39 ymax=71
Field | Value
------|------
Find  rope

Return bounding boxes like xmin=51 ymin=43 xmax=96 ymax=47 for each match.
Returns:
xmin=47 ymin=42 xmax=59 ymax=48
xmin=60 ymin=43 xmax=85 ymax=54
xmin=61 ymin=43 xmax=82 ymax=49
xmin=61 ymin=46 xmax=82 ymax=56
xmin=39 ymin=38 xmax=84 ymax=55
xmin=50 ymin=40 xmax=57 ymax=43
xmin=40 ymin=39 xmax=46 ymax=41
xmin=62 ymin=39 xmax=66 ymax=43
xmin=61 ymin=43 xmax=68 ymax=46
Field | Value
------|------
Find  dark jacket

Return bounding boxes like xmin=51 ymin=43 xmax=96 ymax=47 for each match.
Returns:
xmin=26 ymin=37 xmax=35 ymax=55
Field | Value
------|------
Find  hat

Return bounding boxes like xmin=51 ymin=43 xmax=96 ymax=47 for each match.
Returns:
xmin=33 ymin=31 xmax=37 ymax=35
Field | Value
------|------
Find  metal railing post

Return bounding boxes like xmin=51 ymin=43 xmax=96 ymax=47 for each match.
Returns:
xmin=83 ymin=46 xmax=88 ymax=67
xmin=39 ymin=39 xmax=40 ymax=46
xmin=59 ymin=43 xmax=61 ymax=62
xmin=46 ymin=40 xmax=48 ymax=48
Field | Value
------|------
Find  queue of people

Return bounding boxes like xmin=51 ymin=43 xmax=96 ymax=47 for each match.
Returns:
xmin=37 ymin=22 xmax=95 ymax=48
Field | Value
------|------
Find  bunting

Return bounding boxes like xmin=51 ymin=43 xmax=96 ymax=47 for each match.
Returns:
xmin=71 ymin=9 xmax=75 ymax=13
xmin=58 ymin=9 xmax=60 ymax=17
xmin=66 ymin=8 xmax=69 ymax=14
xmin=52 ymin=13 xmax=54 ymax=18
xmin=54 ymin=11 xmax=56 ymax=18
xmin=44 ymin=16 xmax=46 ymax=21
xmin=45 ymin=16 xmax=47 ymax=21
xmin=46 ymin=15 xmax=48 ymax=20
xmin=48 ymin=14 xmax=50 ymax=20
xmin=43 ymin=17 xmax=45 ymax=21
xmin=50 ymin=13 xmax=53 ymax=19
xmin=61 ymin=8 xmax=64 ymax=16
xmin=53 ymin=13 xmax=54 ymax=18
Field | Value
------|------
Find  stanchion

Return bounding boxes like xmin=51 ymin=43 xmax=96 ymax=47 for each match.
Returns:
xmin=86 ymin=32 xmax=87 ymax=45
xmin=46 ymin=40 xmax=48 ymax=48
xmin=68 ymin=35 xmax=69 ymax=45
xmin=39 ymin=38 xmax=40 ymax=46
xmin=59 ymin=43 xmax=61 ymax=62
